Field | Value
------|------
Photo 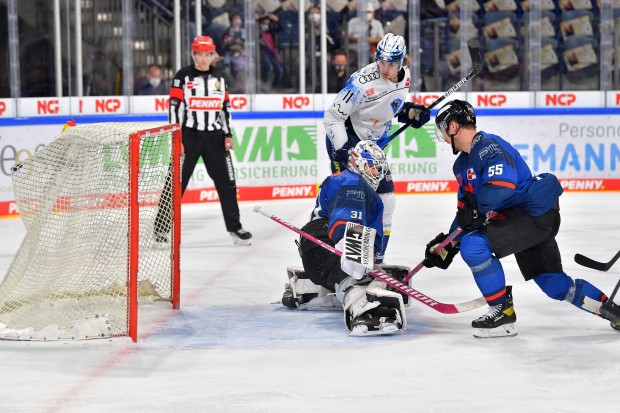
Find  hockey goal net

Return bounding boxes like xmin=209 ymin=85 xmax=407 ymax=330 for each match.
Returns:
xmin=0 ymin=122 xmax=182 ymax=342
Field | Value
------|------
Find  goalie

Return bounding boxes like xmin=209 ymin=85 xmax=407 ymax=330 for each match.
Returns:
xmin=282 ymin=141 xmax=406 ymax=336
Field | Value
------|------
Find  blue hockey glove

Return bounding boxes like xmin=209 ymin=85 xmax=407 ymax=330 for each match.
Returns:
xmin=397 ymin=102 xmax=431 ymax=129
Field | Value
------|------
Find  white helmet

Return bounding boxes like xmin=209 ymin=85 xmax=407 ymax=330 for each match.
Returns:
xmin=347 ymin=141 xmax=388 ymax=191
xmin=375 ymin=33 xmax=406 ymax=69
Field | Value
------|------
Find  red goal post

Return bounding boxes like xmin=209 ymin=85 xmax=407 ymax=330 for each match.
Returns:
xmin=129 ymin=124 xmax=182 ymax=342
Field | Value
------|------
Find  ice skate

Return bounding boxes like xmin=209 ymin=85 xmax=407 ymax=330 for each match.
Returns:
xmin=281 ymin=285 xmax=317 ymax=309
xmin=472 ymin=286 xmax=517 ymax=338
xmin=343 ymin=280 xmax=406 ymax=337
xmin=229 ymin=228 xmax=252 ymax=245
xmin=349 ymin=307 xmax=403 ymax=336
xmin=599 ymin=300 xmax=620 ymax=331
xmin=280 ymin=267 xmax=340 ymax=310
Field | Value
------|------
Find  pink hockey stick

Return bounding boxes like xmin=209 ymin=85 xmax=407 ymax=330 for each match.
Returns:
xmin=254 ymin=206 xmax=486 ymax=314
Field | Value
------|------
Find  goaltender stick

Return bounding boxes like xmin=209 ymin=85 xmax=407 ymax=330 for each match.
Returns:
xmin=281 ymin=141 xmax=408 ymax=336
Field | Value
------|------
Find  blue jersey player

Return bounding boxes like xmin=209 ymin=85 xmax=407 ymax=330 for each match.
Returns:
xmin=424 ymin=99 xmax=620 ymax=338
xmin=283 ymin=141 xmax=407 ymax=336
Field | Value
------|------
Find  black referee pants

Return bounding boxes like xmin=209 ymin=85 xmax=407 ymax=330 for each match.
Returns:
xmin=154 ymin=128 xmax=241 ymax=235
xmin=182 ymin=128 xmax=241 ymax=232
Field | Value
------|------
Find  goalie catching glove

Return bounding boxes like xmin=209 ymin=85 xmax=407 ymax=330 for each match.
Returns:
xmin=337 ymin=222 xmax=376 ymax=280
xmin=397 ymin=102 xmax=431 ymax=129
xmin=423 ymin=232 xmax=459 ymax=269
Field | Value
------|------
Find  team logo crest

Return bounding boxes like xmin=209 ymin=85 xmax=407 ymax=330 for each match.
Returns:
xmin=365 ymin=88 xmax=375 ymax=96
xmin=391 ymin=98 xmax=403 ymax=114
xmin=466 ymin=168 xmax=476 ymax=180
xmin=215 ymin=80 xmax=221 ymax=90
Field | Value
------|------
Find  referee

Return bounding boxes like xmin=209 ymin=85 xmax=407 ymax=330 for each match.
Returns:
xmin=155 ymin=35 xmax=252 ymax=245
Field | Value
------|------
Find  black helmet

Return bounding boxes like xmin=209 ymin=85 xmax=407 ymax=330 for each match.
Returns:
xmin=435 ymin=99 xmax=476 ymax=134
xmin=434 ymin=99 xmax=476 ymax=155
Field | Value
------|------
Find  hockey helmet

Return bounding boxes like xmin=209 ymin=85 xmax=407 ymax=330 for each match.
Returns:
xmin=375 ymin=33 xmax=406 ymax=67
xmin=191 ymin=36 xmax=216 ymax=53
xmin=347 ymin=141 xmax=388 ymax=191
xmin=434 ymin=99 xmax=476 ymax=142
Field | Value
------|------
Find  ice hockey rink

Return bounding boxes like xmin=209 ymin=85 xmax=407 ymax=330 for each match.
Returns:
xmin=1 ymin=192 xmax=619 ymax=413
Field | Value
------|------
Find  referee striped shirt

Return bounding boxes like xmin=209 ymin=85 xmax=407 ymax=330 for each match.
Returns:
xmin=169 ymin=65 xmax=231 ymax=135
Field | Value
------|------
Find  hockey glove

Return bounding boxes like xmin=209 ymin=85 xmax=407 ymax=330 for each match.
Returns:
xmin=397 ymin=102 xmax=431 ymax=129
xmin=456 ymin=192 xmax=484 ymax=231
xmin=423 ymin=232 xmax=459 ymax=269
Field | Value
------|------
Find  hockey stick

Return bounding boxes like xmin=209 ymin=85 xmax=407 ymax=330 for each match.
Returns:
xmin=254 ymin=205 xmax=486 ymax=314
xmin=401 ymin=227 xmax=463 ymax=283
xmin=380 ymin=38 xmax=483 ymax=149
xmin=574 ymin=250 xmax=620 ymax=272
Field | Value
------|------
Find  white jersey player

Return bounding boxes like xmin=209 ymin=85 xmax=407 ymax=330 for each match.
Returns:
xmin=324 ymin=33 xmax=430 ymax=262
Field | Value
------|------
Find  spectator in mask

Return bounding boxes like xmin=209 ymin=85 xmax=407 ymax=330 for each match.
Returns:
xmin=134 ymin=64 xmax=168 ymax=95
xmin=328 ymin=49 xmax=349 ymax=93
xmin=346 ymin=3 xmax=384 ymax=60
xmin=257 ymin=13 xmax=284 ymax=92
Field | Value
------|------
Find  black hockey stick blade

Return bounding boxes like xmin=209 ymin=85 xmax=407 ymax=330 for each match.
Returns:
xmin=574 ymin=250 xmax=620 ymax=272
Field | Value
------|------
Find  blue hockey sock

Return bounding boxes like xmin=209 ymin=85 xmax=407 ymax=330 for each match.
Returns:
xmin=460 ymin=232 xmax=506 ymax=306
xmin=376 ymin=234 xmax=390 ymax=263
xmin=534 ymin=273 xmax=606 ymax=315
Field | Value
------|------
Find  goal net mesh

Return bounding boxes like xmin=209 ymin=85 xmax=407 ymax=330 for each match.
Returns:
xmin=0 ymin=122 xmax=179 ymax=340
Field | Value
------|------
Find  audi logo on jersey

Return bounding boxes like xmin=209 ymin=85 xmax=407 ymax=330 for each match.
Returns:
xmin=189 ymin=97 xmax=222 ymax=110
xmin=358 ymin=71 xmax=380 ymax=84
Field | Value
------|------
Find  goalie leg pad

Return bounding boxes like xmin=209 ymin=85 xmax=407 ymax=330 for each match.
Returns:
xmin=282 ymin=267 xmax=341 ymax=310
xmin=344 ymin=280 xmax=407 ymax=336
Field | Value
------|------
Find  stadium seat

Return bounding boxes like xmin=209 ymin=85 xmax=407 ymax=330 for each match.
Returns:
xmin=562 ymin=35 xmax=599 ymax=89
xmin=482 ymin=37 xmax=522 ymax=90
xmin=482 ymin=11 xmax=518 ymax=39
xmin=559 ymin=9 xmax=595 ymax=40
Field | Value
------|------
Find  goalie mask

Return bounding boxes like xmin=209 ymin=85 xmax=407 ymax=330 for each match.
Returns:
xmin=434 ymin=99 xmax=476 ymax=155
xmin=347 ymin=141 xmax=388 ymax=191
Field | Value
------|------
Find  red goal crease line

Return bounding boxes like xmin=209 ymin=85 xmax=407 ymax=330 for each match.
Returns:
xmin=2 ymin=179 xmax=620 ymax=217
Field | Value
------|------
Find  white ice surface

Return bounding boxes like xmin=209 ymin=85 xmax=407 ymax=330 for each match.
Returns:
xmin=1 ymin=193 xmax=619 ymax=413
